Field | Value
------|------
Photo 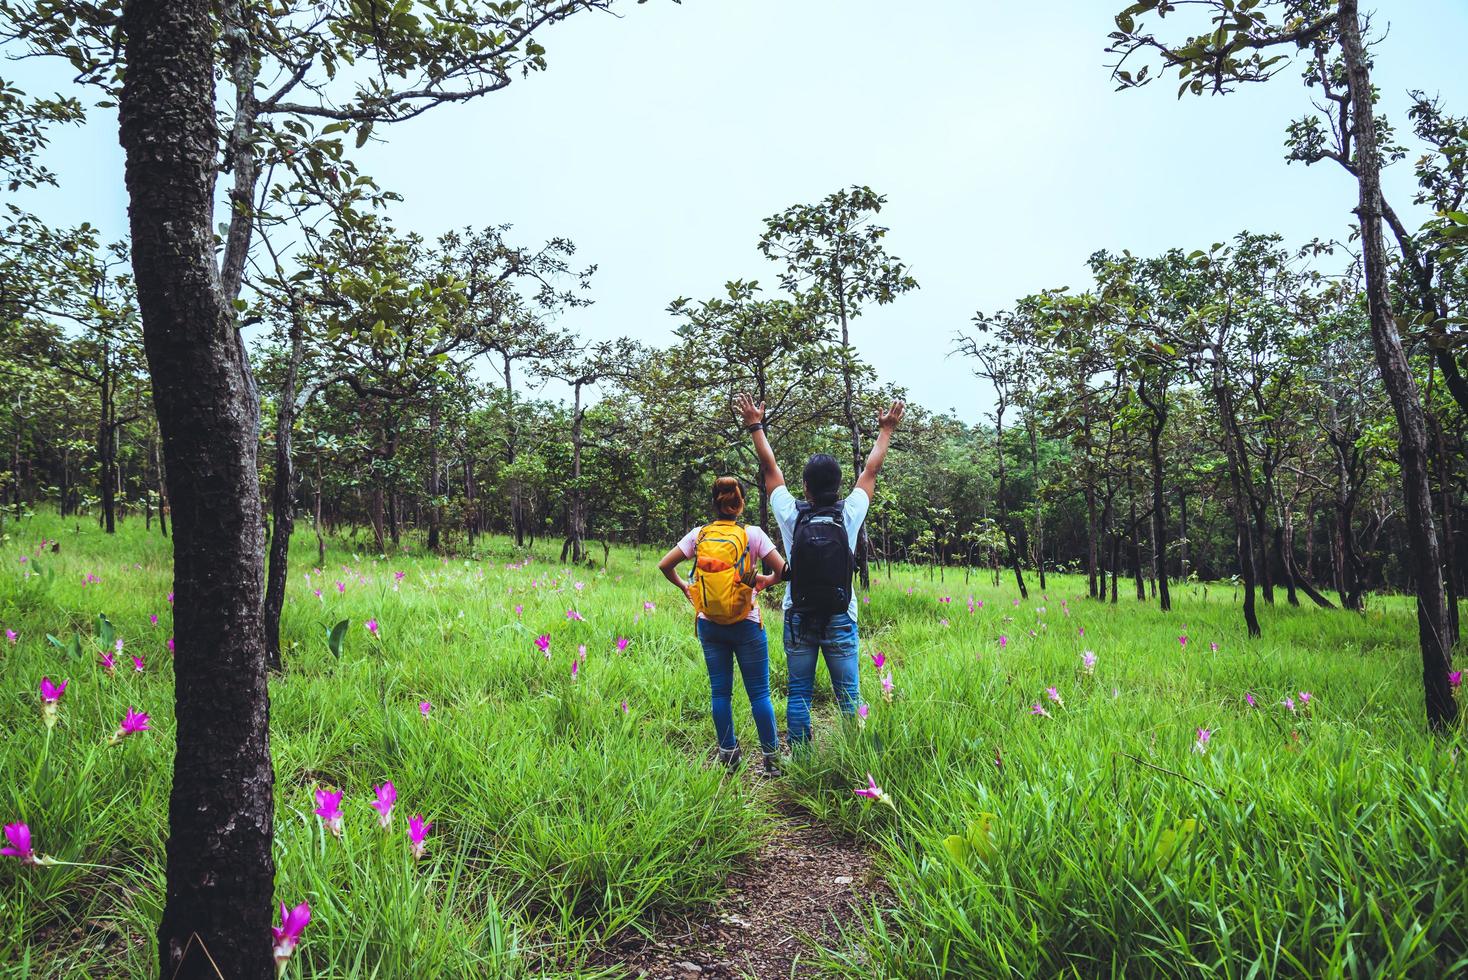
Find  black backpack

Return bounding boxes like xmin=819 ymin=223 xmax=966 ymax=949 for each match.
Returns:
xmin=789 ymin=502 xmax=854 ymax=615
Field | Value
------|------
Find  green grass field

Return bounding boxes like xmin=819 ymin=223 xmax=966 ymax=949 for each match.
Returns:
xmin=2 ymin=514 xmax=1465 ymax=978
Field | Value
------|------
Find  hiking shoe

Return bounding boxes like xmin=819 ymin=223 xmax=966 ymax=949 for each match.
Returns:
xmin=717 ymin=746 xmax=743 ymax=770
xmin=760 ymin=751 xmax=785 ymax=778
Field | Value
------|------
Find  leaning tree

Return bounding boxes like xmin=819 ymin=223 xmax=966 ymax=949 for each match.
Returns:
xmin=1105 ymin=0 xmax=1458 ymax=728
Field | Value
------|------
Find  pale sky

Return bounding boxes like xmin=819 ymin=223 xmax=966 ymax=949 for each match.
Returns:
xmin=10 ymin=1 xmax=1468 ymax=420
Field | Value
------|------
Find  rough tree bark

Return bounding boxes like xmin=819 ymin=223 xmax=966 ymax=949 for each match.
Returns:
xmin=1340 ymin=0 xmax=1457 ymax=730
xmin=120 ymin=0 xmax=276 ymax=976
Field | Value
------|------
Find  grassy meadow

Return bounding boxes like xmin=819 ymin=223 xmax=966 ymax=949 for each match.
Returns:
xmin=1 ymin=512 xmax=1465 ymax=978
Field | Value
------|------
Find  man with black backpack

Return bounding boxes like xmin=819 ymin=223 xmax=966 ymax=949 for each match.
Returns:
xmin=735 ymin=392 xmax=905 ymax=747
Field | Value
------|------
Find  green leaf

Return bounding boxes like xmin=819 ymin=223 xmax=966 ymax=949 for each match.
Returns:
xmin=966 ymin=812 xmax=999 ymax=862
xmin=942 ymin=834 xmax=971 ymax=863
xmin=1154 ymin=817 xmax=1200 ymax=864
xmin=96 ymin=613 xmax=114 ymax=652
xmin=327 ymin=619 xmax=350 ymax=658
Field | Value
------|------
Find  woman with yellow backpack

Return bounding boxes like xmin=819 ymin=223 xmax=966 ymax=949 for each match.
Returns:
xmin=657 ymin=477 xmax=787 ymax=775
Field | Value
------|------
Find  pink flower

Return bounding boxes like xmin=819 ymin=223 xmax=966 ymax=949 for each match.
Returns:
xmin=115 ymin=638 xmax=124 ymax=653
xmin=272 ymin=901 xmax=311 ymax=970
xmin=565 ymin=608 xmax=584 ymax=622
xmin=939 ymin=618 xmax=950 ymax=628
xmin=1209 ymin=641 xmax=1219 ymax=653
xmin=939 ymin=596 xmax=951 ymax=604
xmin=165 ymin=637 xmax=175 ymax=654
xmin=615 ymin=636 xmax=630 ymax=653
xmin=419 ymin=701 xmax=432 ymax=718
xmin=534 ymin=634 xmax=551 ymax=656
xmin=313 ymin=789 xmax=344 ymax=837
xmin=1298 ymin=691 xmax=1313 ymax=706
xmin=881 ymin=671 xmax=894 ymax=701
xmin=149 ymin=614 xmax=159 ymax=626
xmin=998 ymin=635 xmax=1008 ymax=649
xmin=570 ymin=660 xmax=580 ymax=681
xmin=871 ymin=651 xmax=886 ymax=670
xmin=109 ymin=707 xmax=150 ymax=744
xmin=1244 ymin=692 xmax=1256 ymax=708
xmin=166 ymin=591 xmax=174 ymax=605
xmin=857 ymin=704 xmax=869 ymax=722
xmin=394 ymin=571 xmax=406 ymax=583
xmin=576 ymin=644 xmax=586 ymax=661
xmin=1081 ymin=650 xmax=1097 ymax=675
xmin=313 ymin=588 xmax=323 ymax=600
xmin=335 ymin=581 xmax=346 ymax=594
xmin=1178 ymin=635 xmax=1188 ymax=648
xmin=2 ymin=823 xmax=39 ymax=865
xmin=620 ymin=699 xmax=629 ymax=714
xmin=1451 ymin=670 xmax=1463 ymax=688
xmin=1078 ymin=626 xmax=1084 ymax=636
xmin=5 ymin=629 xmax=17 ymax=644
xmin=370 ymin=782 xmax=396 ymax=828
xmin=853 ymin=773 xmax=888 ymax=804
xmin=643 ymin=601 xmax=656 ymax=612
xmin=1194 ymin=728 xmax=1212 ymax=754
xmin=132 ymin=656 xmax=145 ymax=673
xmin=574 ymin=581 xmax=585 ymax=591
xmin=1282 ymin=696 xmax=1296 ymax=713
xmin=1046 ymin=686 xmax=1064 ymax=707
xmin=39 ymin=676 xmax=67 ymax=728
xmin=408 ymin=814 xmax=432 ymax=860
xmin=365 ymin=618 xmax=380 ymax=638
xmin=514 ymin=604 xmax=523 ymax=617
xmin=1029 ymin=702 xmax=1051 ymax=718
xmin=100 ymin=652 xmax=116 ymax=675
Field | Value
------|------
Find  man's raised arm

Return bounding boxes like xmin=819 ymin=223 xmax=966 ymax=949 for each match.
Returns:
xmin=735 ymin=393 xmax=785 ymax=494
xmin=855 ymin=400 xmax=905 ymax=501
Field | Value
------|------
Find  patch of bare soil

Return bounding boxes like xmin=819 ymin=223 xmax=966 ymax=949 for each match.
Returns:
xmin=594 ymin=787 xmax=885 ymax=980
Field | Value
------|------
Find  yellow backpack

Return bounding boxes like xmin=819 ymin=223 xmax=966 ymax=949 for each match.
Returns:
xmin=691 ymin=521 xmax=757 ymax=624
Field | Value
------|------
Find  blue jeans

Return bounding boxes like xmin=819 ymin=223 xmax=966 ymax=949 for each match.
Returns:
xmin=696 ymin=618 xmax=780 ymax=754
xmin=783 ymin=612 xmax=861 ymax=744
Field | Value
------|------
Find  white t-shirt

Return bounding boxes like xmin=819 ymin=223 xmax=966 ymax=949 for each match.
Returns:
xmin=770 ymin=485 xmax=868 ymax=621
xmin=678 ymin=523 xmax=777 ymax=623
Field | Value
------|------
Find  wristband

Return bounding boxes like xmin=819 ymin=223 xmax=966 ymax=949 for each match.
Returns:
xmin=745 ymin=423 xmax=765 ymax=434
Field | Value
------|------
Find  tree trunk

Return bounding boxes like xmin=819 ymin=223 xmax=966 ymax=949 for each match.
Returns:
xmin=263 ymin=298 xmax=305 ymax=672
xmin=994 ymin=403 xmax=1028 ymax=598
xmin=1130 ymin=496 xmax=1145 ymax=602
xmin=1145 ymin=413 xmax=1172 ymax=611
xmin=1274 ymin=526 xmax=1300 ymax=607
xmin=1085 ymin=482 xmax=1099 ymax=599
xmin=120 ymin=1 xmax=275 ymax=974
xmin=427 ymin=397 xmax=442 ymax=552
xmin=99 ymin=343 xmax=117 ymax=533
xmin=1178 ymin=486 xmax=1189 ymax=582
xmin=1027 ymin=414 xmax=1047 ymax=591
xmin=1216 ymin=377 xmax=1260 ymax=636
xmin=1341 ymin=0 xmax=1456 ymax=730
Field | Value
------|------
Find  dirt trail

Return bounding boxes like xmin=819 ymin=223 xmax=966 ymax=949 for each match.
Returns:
xmin=596 ymin=780 xmax=885 ymax=979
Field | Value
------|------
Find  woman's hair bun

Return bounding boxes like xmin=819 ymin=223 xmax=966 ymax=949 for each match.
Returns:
xmin=712 ymin=476 xmax=745 ymax=517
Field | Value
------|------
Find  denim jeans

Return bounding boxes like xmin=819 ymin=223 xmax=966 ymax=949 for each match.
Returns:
xmin=696 ymin=618 xmax=780 ymax=754
xmin=783 ymin=612 xmax=862 ymax=744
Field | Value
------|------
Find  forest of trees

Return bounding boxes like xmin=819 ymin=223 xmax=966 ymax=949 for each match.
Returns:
xmin=1 ymin=0 xmax=1465 ymax=975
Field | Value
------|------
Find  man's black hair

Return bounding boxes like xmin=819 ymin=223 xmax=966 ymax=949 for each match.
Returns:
xmin=802 ymin=453 xmax=842 ymax=506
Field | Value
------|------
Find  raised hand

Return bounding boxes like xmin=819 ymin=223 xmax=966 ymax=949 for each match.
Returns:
xmin=734 ymin=393 xmax=766 ymax=428
xmin=878 ymin=400 xmax=905 ymax=432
